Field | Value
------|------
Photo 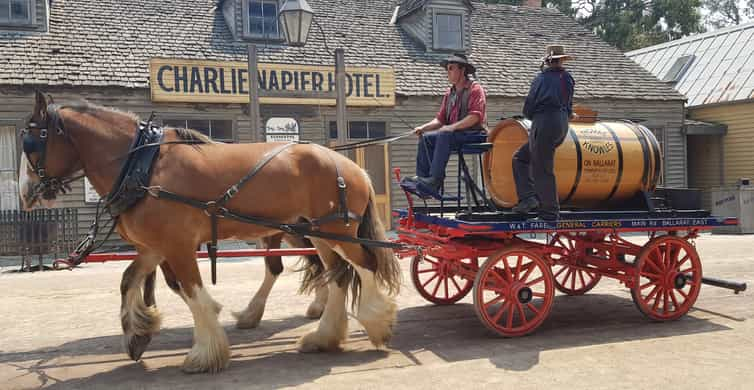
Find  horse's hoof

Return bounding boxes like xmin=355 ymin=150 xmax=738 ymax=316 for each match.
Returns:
xmin=232 ymin=309 xmax=261 ymax=329
xmin=296 ymin=331 xmax=341 ymax=353
xmin=181 ymin=344 xmax=230 ymax=374
xmin=305 ymin=303 xmax=324 ymax=319
xmin=125 ymin=333 xmax=152 ymax=361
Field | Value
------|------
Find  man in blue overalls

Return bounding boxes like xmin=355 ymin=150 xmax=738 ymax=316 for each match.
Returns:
xmin=406 ymin=53 xmax=487 ymax=193
xmin=512 ymin=45 xmax=576 ymax=221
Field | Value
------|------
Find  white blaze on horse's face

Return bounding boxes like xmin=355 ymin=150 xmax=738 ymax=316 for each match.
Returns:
xmin=18 ymin=153 xmax=56 ymax=210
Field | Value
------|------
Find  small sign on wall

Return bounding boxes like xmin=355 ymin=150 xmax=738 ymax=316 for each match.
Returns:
xmin=265 ymin=133 xmax=300 ymax=142
xmin=84 ymin=178 xmax=101 ymax=203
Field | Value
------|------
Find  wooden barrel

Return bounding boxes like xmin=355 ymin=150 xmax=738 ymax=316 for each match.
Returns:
xmin=482 ymin=118 xmax=662 ymax=208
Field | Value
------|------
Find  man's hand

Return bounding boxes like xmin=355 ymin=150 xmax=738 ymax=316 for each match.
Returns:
xmin=414 ymin=126 xmax=425 ymax=136
xmin=438 ymin=125 xmax=454 ymax=133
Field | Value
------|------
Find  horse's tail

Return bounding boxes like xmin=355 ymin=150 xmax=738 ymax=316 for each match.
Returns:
xmin=295 ymin=237 xmax=326 ymax=295
xmin=357 ymin=182 xmax=402 ymax=296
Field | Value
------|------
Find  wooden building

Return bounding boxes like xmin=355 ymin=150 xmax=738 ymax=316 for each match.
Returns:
xmin=1 ymin=0 xmax=685 ymax=242
xmin=627 ymin=21 xmax=754 ymax=209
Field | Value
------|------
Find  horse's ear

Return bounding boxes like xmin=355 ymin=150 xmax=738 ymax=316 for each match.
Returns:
xmin=33 ymin=90 xmax=48 ymax=120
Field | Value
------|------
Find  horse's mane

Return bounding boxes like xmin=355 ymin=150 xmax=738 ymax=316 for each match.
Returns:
xmin=58 ymin=100 xmax=213 ymax=145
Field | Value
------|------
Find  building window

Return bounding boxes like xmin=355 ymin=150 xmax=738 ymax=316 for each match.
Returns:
xmin=662 ymin=55 xmax=695 ymax=83
xmin=162 ymin=118 xmax=234 ymax=142
xmin=0 ymin=125 xmax=18 ymax=210
xmin=433 ymin=12 xmax=463 ymax=50
xmin=245 ymin=0 xmax=280 ymax=39
xmin=329 ymin=121 xmax=387 ymax=140
xmin=0 ymin=0 xmax=32 ymax=25
xmin=265 ymin=117 xmax=300 ymax=142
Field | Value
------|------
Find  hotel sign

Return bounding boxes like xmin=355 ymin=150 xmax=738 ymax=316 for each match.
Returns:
xmin=150 ymin=58 xmax=395 ymax=106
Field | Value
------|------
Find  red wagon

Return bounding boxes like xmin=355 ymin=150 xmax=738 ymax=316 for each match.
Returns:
xmin=393 ymin=172 xmax=746 ymax=337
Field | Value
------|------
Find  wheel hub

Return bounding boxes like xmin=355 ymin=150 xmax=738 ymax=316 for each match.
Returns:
xmin=516 ymin=286 xmax=533 ymax=304
xmin=674 ymin=273 xmax=688 ymax=289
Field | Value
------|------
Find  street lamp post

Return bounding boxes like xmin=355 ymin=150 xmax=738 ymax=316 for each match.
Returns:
xmin=278 ymin=0 xmax=347 ymax=149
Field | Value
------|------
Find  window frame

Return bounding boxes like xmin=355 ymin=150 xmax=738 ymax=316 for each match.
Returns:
xmin=242 ymin=0 xmax=284 ymax=42
xmin=0 ymin=0 xmax=34 ymax=27
xmin=329 ymin=120 xmax=387 ymax=140
xmin=159 ymin=116 xmax=236 ymax=143
xmin=432 ymin=9 xmax=464 ymax=51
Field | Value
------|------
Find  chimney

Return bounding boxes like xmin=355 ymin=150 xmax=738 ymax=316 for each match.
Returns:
xmin=523 ymin=0 xmax=541 ymax=7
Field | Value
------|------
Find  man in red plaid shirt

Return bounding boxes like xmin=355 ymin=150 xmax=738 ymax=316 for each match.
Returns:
xmin=406 ymin=53 xmax=487 ymax=192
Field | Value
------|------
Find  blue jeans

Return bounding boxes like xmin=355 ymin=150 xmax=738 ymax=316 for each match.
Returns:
xmin=416 ymin=130 xmax=486 ymax=180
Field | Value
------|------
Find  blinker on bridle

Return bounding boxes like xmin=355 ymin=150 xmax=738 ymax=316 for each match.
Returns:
xmin=21 ymin=110 xmax=73 ymax=202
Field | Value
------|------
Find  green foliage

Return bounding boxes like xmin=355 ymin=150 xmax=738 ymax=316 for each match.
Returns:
xmin=483 ymin=0 xmax=706 ymax=51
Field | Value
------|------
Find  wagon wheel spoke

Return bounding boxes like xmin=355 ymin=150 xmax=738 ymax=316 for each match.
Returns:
xmin=577 ymin=270 xmax=587 ymax=289
xmin=514 ymin=255 xmax=523 ymax=281
xmin=559 ymin=268 xmax=573 ymax=287
xmin=450 ymin=275 xmax=463 ymax=293
xmin=527 ymin=302 xmax=540 ymax=315
xmin=431 ymin=274 xmax=443 ymax=298
xmin=644 ymin=284 xmax=661 ymax=303
xmin=669 ymin=289 xmax=680 ymax=310
xmin=421 ymin=273 xmax=439 ymax=289
xmin=519 ymin=262 xmax=536 ymax=282
xmin=502 ymin=257 xmax=514 ymax=282
xmin=492 ymin=300 xmax=511 ymax=325
xmin=640 ymin=279 xmax=659 ymax=290
xmin=526 ymin=276 xmax=545 ymax=287
xmin=516 ymin=301 xmax=527 ymax=325
xmin=554 ymin=265 xmax=569 ymax=279
xmin=485 ymin=293 xmax=506 ymax=309
xmin=676 ymin=254 xmax=691 ymax=270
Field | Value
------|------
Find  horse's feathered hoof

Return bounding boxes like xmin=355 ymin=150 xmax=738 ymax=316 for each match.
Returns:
xmin=305 ymin=302 xmax=325 ymax=319
xmin=297 ymin=331 xmax=343 ymax=353
xmin=126 ymin=333 xmax=152 ymax=361
xmin=232 ymin=308 xmax=263 ymax=329
xmin=181 ymin=344 xmax=230 ymax=374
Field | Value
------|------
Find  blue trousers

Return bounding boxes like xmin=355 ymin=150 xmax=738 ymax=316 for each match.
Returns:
xmin=416 ymin=130 xmax=486 ymax=180
xmin=512 ymin=111 xmax=569 ymax=219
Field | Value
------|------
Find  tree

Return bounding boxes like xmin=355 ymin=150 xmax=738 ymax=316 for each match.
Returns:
xmin=703 ymin=0 xmax=754 ymax=29
xmin=484 ymin=0 xmax=705 ymax=51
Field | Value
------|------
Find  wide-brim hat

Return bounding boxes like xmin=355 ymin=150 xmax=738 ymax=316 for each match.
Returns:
xmin=542 ymin=45 xmax=575 ymax=61
xmin=440 ymin=53 xmax=476 ymax=74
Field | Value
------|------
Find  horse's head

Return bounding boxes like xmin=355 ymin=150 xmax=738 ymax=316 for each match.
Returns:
xmin=18 ymin=91 xmax=82 ymax=210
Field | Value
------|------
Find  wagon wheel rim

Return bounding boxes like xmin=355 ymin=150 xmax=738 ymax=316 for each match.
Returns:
xmin=549 ymin=233 xmax=602 ymax=295
xmin=411 ymin=255 xmax=476 ymax=305
xmin=631 ymin=236 xmax=702 ymax=321
xmin=473 ymin=248 xmax=555 ymax=337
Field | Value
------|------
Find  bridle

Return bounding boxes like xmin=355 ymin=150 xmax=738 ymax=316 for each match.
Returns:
xmin=20 ymin=104 xmax=81 ymax=203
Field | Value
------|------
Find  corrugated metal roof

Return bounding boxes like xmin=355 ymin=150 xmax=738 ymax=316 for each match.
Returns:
xmin=626 ymin=21 xmax=754 ymax=107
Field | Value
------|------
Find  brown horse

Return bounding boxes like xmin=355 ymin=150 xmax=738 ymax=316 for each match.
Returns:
xmin=233 ymin=234 xmax=330 ymax=329
xmin=18 ymin=92 xmax=400 ymax=373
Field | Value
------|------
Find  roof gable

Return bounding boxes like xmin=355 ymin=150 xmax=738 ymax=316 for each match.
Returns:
xmin=626 ymin=20 xmax=754 ymax=107
xmin=397 ymin=0 xmax=474 ymax=20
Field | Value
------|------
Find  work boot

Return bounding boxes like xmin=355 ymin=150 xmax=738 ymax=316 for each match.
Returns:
xmin=416 ymin=176 xmax=442 ymax=193
xmin=512 ymin=197 xmax=539 ymax=215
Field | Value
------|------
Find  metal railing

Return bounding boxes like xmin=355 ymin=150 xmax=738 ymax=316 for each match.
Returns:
xmin=0 ymin=208 xmax=78 ymax=271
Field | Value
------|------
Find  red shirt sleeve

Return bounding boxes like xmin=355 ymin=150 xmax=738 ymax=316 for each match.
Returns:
xmin=435 ymin=89 xmax=450 ymax=124
xmin=466 ymin=82 xmax=487 ymax=127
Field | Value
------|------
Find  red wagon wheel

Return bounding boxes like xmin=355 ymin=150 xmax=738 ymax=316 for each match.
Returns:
xmin=630 ymin=236 xmax=702 ymax=321
xmin=549 ymin=233 xmax=601 ymax=295
xmin=473 ymin=248 xmax=555 ymax=337
xmin=411 ymin=255 xmax=476 ymax=305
